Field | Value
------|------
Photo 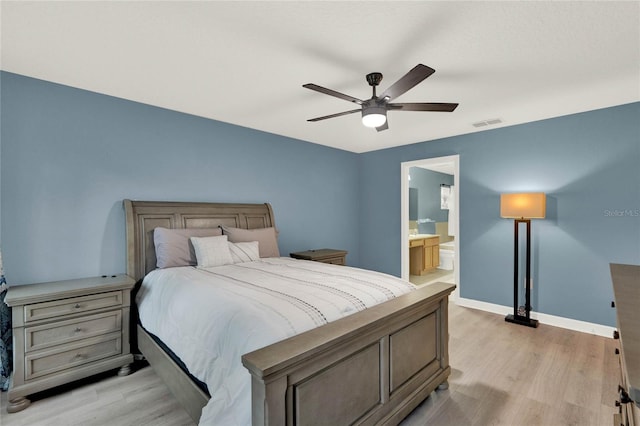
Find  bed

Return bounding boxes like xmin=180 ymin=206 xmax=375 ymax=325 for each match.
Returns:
xmin=124 ymin=199 xmax=455 ymax=425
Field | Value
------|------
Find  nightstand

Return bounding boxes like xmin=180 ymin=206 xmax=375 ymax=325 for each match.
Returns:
xmin=4 ymin=274 xmax=136 ymax=413
xmin=290 ymin=248 xmax=348 ymax=265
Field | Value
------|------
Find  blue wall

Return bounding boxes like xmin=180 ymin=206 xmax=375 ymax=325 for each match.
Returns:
xmin=359 ymin=102 xmax=640 ymax=326
xmin=0 ymin=72 xmax=360 ymax=284
xmin=2 ymin=71 xmax=639 ymax=327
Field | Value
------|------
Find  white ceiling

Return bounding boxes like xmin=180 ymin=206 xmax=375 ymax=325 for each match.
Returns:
xmin=1 ymin=1 xmax=639 ymax=153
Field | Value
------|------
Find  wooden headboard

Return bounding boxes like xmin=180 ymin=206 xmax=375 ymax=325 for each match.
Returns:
xmin=123 ymin=199 xmax=276 ymax=282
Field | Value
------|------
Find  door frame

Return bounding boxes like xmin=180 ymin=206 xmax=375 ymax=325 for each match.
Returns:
xmin=401 ymin=155 xmax=460 ymax=300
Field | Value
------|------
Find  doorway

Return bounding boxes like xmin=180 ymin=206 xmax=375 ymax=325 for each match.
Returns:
xmin=401 ymin=155 xmax=460 ymax=300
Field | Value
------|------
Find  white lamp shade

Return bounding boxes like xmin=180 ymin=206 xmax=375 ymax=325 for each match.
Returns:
xmin=362 ymin=106 xmax=387 ymax=128
xmin=500 ymin=193 xmax=546 ymax=219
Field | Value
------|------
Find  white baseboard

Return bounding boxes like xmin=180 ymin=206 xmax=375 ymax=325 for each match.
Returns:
xmin=456 ymin=297 xmax=615 ymax=338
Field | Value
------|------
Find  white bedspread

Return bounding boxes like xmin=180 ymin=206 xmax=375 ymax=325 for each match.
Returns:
xmin=136 ymin=257 xmax=415 ymax=425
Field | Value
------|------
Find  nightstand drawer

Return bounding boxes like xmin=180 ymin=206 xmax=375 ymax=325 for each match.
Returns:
xmin=25 ymin=333 xmax=122 ymax=380
xmin=25 ymin=311 xmax=122 ymax=353
xmin=322 ymin=256 xmax=346 ymax=265
xmin=24 ymin=291 xmax=123 ymax=323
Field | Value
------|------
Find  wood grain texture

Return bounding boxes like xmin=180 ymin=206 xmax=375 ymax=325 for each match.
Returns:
xmin=1 ymin=365 xmax=195 ymax=425
xmin=241 ymin=283 xmax=453 ymax=425
xmin=610 ymin=263 xmax=640 ymax=425
xmin=409 ymin=235 xmax=439 ymax=275
xmin=289 ymin=248 xmax=348 ymax=265
xmin=1 ymin=301 xmax=618 ymax=425
xmin=401 ymin=302 xmax=619 ymax=426
xmin=5 ymin=275 xmax=135 ymax=412
xmin=126 ymin=200 xmax=453 ymax=425
xmin=611 ymin=264 xmax=640 ymax=400
xmin=123 ymin=199 xmax=276 ymax=281
xmin=137 ymin=325 xmax=208 ymax=423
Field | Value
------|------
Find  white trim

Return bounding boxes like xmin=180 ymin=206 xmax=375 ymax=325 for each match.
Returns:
xmin=401 ymin=155 xmax=460 ymax=301
xmin=456 ymin=297 xmax=615 ymax=338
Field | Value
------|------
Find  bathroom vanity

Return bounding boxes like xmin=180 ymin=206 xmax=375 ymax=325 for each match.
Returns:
xmin=409 ymin=234 xmax=440 ymax=275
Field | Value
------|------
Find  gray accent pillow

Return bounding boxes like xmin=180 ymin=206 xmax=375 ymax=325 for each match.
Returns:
xmin=154 ymin=227 xmax=223 ymax=268
xmin=221 ymin=226 xmax=280 ymax=258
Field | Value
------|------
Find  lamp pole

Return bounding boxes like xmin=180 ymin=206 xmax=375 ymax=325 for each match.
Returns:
xmin=505 ymin=218 xmax=538 ymax=327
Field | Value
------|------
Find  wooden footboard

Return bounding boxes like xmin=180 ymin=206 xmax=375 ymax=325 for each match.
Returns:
xmin=242 ymin=282 xmax=454 ymax=425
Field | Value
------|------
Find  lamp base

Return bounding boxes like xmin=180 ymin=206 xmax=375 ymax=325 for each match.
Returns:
xmin=505 ymin=314 xmax=539 ymax=328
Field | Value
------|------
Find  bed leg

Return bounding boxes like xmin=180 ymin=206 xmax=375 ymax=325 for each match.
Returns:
xmin=437 ymin=380 xmax=449 ymax=391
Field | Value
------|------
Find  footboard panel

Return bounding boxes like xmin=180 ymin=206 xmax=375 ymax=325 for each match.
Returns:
xmin=390 ymin=311 xmax=438 ymax=393
xmin=242 ymin=282 xmax=454 ymax=425
xmin=294 ymin=342 xmax=382 ymax=425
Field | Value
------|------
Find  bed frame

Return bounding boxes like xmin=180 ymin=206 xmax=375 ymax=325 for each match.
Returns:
xmin=124 ymin=199 xmax=454 ymax=425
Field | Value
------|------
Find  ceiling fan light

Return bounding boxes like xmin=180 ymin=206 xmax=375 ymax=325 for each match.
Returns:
xmin=362 ymin=106 xmax=387 ymax=128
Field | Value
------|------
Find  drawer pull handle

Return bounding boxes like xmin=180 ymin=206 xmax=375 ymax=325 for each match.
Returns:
xmin=74 ymin=304 xmax=81 ymax=309
xmin=618 ymin=386 xmax=632 ymax=404
xmin=74 ymin=327 xmax=82 ymax=333
xmin=73 ymin=353 xmax=87 ymax=360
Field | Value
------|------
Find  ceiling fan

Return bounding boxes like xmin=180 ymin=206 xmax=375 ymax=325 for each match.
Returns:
xmin=303 ymin=64 xmax=458 ymax=131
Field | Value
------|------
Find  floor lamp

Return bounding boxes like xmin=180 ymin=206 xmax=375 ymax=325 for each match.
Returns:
xmin=500 ymin=193 xmax=546 ymax=328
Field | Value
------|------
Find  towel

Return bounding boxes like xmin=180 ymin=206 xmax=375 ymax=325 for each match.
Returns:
xmin=448 ymin=186 xmax=456 ymax=237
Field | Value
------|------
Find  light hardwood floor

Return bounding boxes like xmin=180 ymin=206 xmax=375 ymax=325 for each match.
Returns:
xmin=1 ymin=302 xmax=618 ymax=426
xmin=410 ymin=269 xmax=455 ymax=286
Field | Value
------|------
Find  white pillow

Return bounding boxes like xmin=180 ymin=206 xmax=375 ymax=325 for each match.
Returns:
xmin=190 ymin=235 xmax=234 ymax=268
xmin=228 ymin=241 xmax=260 ymax=263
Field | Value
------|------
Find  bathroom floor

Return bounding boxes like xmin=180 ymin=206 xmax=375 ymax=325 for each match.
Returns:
xmin=410 ymin=269 xmax=455 ymax=287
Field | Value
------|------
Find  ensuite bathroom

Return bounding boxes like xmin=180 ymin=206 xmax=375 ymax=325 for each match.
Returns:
xmin=408 ymin=166 xmax=456 ymax=286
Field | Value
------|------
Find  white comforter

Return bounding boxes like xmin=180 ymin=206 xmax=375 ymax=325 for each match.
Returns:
xmin=136 ymin=257 xmax=415 ymax=425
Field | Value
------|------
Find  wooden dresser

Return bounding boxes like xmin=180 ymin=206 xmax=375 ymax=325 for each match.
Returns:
xmin=409 ymin=235 xmax=440 ymax=275
xmin=611 ymin=263 xmax=640 ymax=426
xmin=5 ymin=274 xmax=135 ymax=413
xmin=290 ymin=248 xmax=348 ymax=265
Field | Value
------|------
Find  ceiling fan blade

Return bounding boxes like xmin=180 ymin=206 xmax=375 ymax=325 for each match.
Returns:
xmin=379 ymin=64 xmax=435 ymax=101
xmin=303 ymin=84 xmax=364 ymax=105
xmin=307 ymin=109 xmax=361 ymax=122
xmin=388 ymin=102 xmax=458 ymax=112
xmin=376 ymin=121 xmax=389 ymax=132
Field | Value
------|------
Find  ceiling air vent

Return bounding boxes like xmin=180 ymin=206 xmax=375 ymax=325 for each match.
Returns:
xmin=473 ymin=118 xmax=503 ymax=128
